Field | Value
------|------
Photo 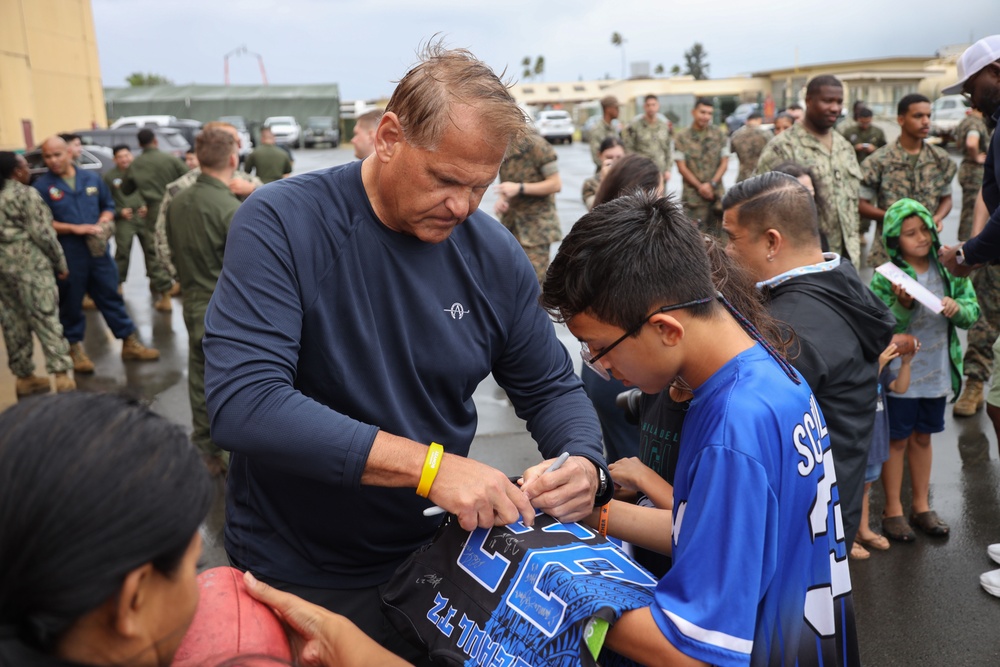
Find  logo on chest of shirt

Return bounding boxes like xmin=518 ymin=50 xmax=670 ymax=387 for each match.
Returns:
xmin=112 ymin=178 xmax=122 ymax=188
xmin=444 ymin=303 xmax=471 ymax=320
xmin=85 ymin=186 xmax=98 ymax=196
xmin=49 ymin=186 xmax=64 ymax=201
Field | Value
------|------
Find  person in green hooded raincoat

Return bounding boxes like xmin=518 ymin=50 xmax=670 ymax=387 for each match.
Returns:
xmin=869 ymin=198 xmax=979 ymax=542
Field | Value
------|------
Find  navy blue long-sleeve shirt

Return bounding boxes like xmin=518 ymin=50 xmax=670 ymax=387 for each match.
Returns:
xmin=960 ymin=108 xmax=1000 ymax=263
xmin=203 ymin=161 xmax=605 ymax=588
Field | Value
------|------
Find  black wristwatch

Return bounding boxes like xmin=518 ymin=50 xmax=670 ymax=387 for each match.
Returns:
xmin=585 ymin=457 xmax=614 ymax=505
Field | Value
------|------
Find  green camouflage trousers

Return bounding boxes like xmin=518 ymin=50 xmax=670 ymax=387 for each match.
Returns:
xmin=523 ymin=244 xmax=552 ymax=285
xmin=958 ymin=162 xmax=985 ymax=242
xmin=963 ymin=263 xmax=1000 ymax=381
xmin=115 ymin=210 xmax=173 ymax=293
xmin=683 ymin=200 xmax=724 ymax=239
xmin=0 ymin=265 xmax=71 ymax=376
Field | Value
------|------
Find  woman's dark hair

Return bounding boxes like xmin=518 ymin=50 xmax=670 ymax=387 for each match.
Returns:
xmin=597 ymin=136 xmax=625 ymax=155
xmin=593 ymin=154 xmax=661 ymax=208
xmin=0 ymin=151 xmax=20 ymax=191
xmin=0 ymin=392 xmax=214 ymax=652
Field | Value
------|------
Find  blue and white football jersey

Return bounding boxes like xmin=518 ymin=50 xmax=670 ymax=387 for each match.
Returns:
xmin=652 ymin=344 xmax=860 ymax=667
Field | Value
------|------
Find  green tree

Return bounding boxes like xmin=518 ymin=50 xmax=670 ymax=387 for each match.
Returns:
xmin=533 ymin=55 xmax=545 ymax=81
xmin=683 ymin=43 xmax=710 ymax=80
xmin=521 ymin=56 xmax=533 ymax=81
xmin=611 ymin=32 xmax=626 ymax=79
xmin=654 ymin=63 xmax=665 ymax=76
xmin=670 ymin=64 xmax=682 ymax=76
xmin=125 ymin=72 xmax=173 ymax=86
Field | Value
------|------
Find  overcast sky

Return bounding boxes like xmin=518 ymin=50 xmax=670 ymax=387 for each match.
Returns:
xmin=93 ymin=0 xmax=989 ymax=100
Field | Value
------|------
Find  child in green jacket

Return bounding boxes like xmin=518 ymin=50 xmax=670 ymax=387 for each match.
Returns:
xmin=870 ymin=198 xmax=979 ymax=542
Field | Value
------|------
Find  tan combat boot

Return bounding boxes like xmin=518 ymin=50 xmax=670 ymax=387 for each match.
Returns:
xmin=69 ymin=343 xmax=95 ymax=374
xmin=15 ymin=375 xmax=50 ymax=398
xmin=82 ymin=294 xmax=96 ymax=310
xmin=121 ymin=333 xmax=160 ymax=361
xmin=153 ymin=292 xmax=172 ymax=312
xmin=53 ymin=372 xmax=76 ymax=393
xmin=954 ymin=380 xmax=985 ymax=417
xmin=168 ymin=281 xmax=182 ymax=297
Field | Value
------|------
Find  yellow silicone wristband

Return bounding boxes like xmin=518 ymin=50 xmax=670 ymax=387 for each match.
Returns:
xmin=416 ymin=442 xmax=444 ymax=498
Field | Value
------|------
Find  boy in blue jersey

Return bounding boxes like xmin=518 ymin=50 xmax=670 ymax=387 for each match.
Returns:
xmin=540 ymin=191 xmax=860 ymax=667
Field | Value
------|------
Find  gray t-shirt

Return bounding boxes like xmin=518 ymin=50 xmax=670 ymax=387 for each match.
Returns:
xmin=894 ymin=265 xmax=950 ymax=399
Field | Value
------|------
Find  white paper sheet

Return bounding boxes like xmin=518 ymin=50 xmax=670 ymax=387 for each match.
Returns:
xmin=875 ymin=262 xmax=943 ymax=314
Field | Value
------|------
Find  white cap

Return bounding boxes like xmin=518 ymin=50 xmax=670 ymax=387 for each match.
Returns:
xmin=943 ymin=36 xmax=1000 ymax=95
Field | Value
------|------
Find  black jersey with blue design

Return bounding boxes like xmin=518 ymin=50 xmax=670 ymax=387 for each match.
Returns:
xmin=382 ymin=510 xmax=656 ymax=666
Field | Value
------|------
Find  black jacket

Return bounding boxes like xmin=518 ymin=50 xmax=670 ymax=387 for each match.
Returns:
xmin=765 ymin=259 xmax=894 ymax=549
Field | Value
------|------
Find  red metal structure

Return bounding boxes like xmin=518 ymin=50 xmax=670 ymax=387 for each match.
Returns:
xmin=224 ymin=45 xmax=268 ymax=86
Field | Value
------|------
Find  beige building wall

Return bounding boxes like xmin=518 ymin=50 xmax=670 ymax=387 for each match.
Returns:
xmin=0 ymin=0 xmax=106 ymax=151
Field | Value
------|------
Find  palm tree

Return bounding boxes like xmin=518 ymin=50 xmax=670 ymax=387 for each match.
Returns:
xmin=521 ymin=56 xmax=532 ymax=81
xmin=534 ymin=55 xmax=545 ymax=81
xmin=611 ymin=32 xmax=627 ymax=79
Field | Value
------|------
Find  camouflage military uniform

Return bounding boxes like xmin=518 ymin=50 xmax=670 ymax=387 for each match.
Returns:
xmin=623 ymin=116 xmax=673 ymax=174
xmin=729 ymin=125 xmax=769 ymax=182
xmin=498 ymin=132 xmax=560 ymax=283
xmin=757 ymin=123 xmax=864 ymax=263
xmin=103 ymin=166 xmax=171 ymax=288
xmin=674 ymin=123 xmax=729 ymax=235
xmin=859 ymin=140 xmax=957 ymax=267
xmin=0 ymin=180 xmax=72 ymax=376
xmin=958 ymin=116 xmax=997 ymax=386
xmin=581 ymin=173 xmax=601 ymax=210
xmin=838 ymin=122 xmax=887 ymax=164
xmin=955 ymin=114 xmax=991 ymax=241
xmin=121 ymin=147 xmax=187 ymax=293
xmin=153 ymin=167 xmax=262 ymax=278
xmin=589 ymin=119 xmax=620 ymax=167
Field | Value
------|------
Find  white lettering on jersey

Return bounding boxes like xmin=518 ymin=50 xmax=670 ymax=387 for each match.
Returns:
xmin=793 ymin=394 xmax=829 ymax=477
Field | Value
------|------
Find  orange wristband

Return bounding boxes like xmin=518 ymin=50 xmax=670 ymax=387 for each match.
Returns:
xmin=597 ymin=503 xmax=610 ymax=538
xmin=416 ymin=442 xmax=444 ymax=498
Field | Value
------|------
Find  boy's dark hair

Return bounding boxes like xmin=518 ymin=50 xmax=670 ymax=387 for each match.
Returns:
xmin=58 ymin=132 xmax=81 ymax=143
xmin=541 ymin=191 xmax=716 ymax=331
xmin=897 ymin=93 xmax=930 ymax=116
xmin=857 ymin=107 xmax=874 ymax=119
xmin=112 ymin=144 xmax=131 ymax=155
xmin=593 ymin=154 xmax=660 ymax=208
xmin=747 ymin=111 xmax=763 ymax=121
xmin=723 ymin=171 xmax=821 ymax=247
xmin=695 ymin=97 xmax=714 ymax=108
xmin=644 ymin=94 xmax=658 ymax=103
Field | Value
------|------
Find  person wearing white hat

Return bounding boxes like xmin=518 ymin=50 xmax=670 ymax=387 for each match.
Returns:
xmin=937 ymin=34 xmax=1000 ymax=599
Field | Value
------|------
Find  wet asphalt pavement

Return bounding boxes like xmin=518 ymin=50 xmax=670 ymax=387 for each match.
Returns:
xmin=3 ymin=136 xmax=999 ymax=665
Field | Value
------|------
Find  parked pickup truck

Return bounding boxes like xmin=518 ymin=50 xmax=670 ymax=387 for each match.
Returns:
xmin=929 ymin=95 xmax=971 ymax=148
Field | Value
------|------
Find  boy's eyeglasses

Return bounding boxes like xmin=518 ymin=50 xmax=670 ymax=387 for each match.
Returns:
xmin=581 ymin=296 xmax=714 ymax=381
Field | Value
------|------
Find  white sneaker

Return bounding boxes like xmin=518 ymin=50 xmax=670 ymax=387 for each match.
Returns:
xmin=988 ymin=543 xmax=1000 ymax=566
xmin=981 ymin=568 xmax=1000 ymax=597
